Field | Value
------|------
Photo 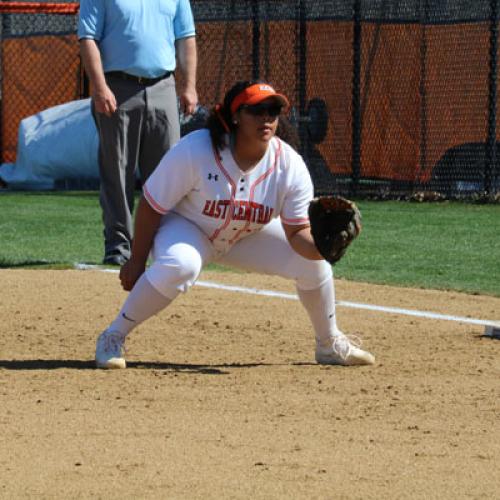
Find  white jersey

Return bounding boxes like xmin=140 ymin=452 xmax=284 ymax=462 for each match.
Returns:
xmin=144 ymin=129 xmax=313 ymax=254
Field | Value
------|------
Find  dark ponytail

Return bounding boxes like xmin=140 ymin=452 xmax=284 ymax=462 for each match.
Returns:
xmin=206 ymin=81 xmax=253 ymax=152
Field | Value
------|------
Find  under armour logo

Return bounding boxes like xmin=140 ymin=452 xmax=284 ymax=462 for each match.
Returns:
xmin=122 ymin=312 xmax=136 ymax=323
xmin=208 ymin=173 xmax=219 ymax=181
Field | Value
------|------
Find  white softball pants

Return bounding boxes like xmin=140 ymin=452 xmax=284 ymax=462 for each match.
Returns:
xmin=145 ymin=213 xmax=333 ymax=298
xmin=118 ymin=213 xmax=342 ymax=347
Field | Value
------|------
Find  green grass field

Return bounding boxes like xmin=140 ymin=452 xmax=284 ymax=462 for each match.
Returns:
xmin=1 ymin=191 xmax=499 ymax=296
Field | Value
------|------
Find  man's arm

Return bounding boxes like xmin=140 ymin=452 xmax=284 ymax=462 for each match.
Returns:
xmin=79 ymin=38 xmax=117 ymax=117
xmin=175 ymin=36 xmax=198 ymax=115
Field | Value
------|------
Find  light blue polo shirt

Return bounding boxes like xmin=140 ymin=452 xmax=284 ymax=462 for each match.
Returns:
xmin=78 ymin=0 xmax=196 ymax=78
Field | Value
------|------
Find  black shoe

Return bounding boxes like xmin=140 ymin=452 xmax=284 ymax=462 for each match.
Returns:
xmin=103 ymin=252 xmax=128 ymax=266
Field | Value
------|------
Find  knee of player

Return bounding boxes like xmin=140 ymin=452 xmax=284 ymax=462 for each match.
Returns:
xmin=145 ymin=252 xmax=203 ymax=298
xmin=295 ymin=259 xmax=333 ymax=291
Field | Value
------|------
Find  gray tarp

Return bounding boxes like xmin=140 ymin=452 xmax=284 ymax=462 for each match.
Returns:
xmin=0 ymin=98 xmax=99 ymax=190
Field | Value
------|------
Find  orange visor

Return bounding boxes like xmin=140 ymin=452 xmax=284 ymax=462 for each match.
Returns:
xmin=230 ymin=83 xmax=290 ymax=114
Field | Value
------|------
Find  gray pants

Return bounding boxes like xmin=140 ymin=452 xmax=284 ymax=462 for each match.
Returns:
xmin=92 ymin=74 xmax=180 ymax=260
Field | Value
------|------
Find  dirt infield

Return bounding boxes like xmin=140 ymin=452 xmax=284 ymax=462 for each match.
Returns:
xmin=1 ymin=269 xmax=499 ymax=499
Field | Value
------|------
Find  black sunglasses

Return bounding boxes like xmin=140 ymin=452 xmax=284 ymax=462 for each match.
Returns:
xmin=241 ymin=103 xmax=283 ymax=118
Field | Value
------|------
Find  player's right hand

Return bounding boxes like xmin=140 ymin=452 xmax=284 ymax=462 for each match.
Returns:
xmin=92 ymin=85 xmax=117 ymax=117
xmin=119 ymin=259 xmax=146 ymax=291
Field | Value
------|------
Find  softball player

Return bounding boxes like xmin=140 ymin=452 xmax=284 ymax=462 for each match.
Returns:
xmin=95 ymin=80 xmax=375 ymax=369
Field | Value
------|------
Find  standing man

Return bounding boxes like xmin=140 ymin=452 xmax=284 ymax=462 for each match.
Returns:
xmin=78 ymin=0 xmax=198 ymax=266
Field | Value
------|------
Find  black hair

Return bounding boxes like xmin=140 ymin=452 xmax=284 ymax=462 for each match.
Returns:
xmin=206 ymin=80 xmax=251 ymax=151
xmin=205 ymin=79 xmax=300 ymax=153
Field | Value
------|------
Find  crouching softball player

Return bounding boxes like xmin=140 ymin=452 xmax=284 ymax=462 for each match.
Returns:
xmin=95 ymin=80 xmax=375 ymax=369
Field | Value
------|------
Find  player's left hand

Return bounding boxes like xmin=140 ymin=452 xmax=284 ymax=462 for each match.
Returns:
xmin=308 ymin=196 xmax=362 ymax=265
xmin=119 ymin=258 xmax=146 ymax=291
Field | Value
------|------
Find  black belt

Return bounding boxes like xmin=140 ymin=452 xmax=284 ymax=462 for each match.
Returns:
xmin=105 ymin=71 xmax=173 ymax=85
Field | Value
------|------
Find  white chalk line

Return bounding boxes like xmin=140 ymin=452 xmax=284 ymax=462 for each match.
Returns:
xmin=75 ymin=263 xmax=499 ymax=328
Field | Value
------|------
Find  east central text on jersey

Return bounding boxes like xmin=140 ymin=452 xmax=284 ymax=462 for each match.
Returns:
xmin=202 ymin=199 xmax=274 ymax=224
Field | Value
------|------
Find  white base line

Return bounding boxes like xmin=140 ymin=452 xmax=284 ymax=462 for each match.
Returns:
xmin=75 ymin=263 xmax=498 ymax=328
xmin=195 ymin=281 xmax=495 ymax=327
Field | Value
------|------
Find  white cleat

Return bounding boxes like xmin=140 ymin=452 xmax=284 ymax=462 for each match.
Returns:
xmin=316 ymin=334 xmax=375 ymax=366
xmin=95 ymin=329 xmax=127 ymax=369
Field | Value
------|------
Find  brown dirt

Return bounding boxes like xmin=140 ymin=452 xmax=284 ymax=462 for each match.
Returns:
xmin=1 ymin=269 xmax=499 ymax=499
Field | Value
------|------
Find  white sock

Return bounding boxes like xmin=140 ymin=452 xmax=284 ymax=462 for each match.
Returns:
xmin=109 ymin=274 xmax=172 ymax=336
xmin=296 ymin=279 xmax=342 ymax=348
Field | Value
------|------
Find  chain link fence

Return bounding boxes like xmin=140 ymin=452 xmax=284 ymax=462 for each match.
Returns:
xmin=1 ymin=0 xmax=499 ymax=199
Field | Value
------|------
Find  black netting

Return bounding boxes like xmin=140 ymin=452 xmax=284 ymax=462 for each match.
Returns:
xmin=2 ymin=13 xmax=76 ymax=37
xmin=359 ymin=0 xmax=492 ymax=23
xmin=0 ymin=2 xmax=82 ymax=163
xmin=0 ymin=0 xmax=499 ymax=198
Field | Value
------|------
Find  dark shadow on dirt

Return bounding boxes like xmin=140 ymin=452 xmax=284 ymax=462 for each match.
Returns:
xmin=0 ymin=359 xmax=96 ymax=370
xmin=0 ymin=359 xmax=316 ymax=375
xmin=0 ymin=359 xmax=303 ymax=373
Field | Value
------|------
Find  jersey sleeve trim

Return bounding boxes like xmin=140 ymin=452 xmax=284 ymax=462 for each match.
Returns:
xmin=281 ymin=216 xmax=310 ymax=225
xmin=143 ymin=185 xmax=169 ymax=215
